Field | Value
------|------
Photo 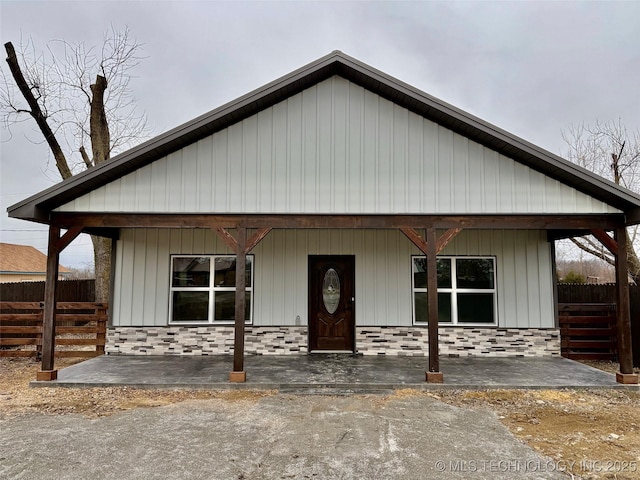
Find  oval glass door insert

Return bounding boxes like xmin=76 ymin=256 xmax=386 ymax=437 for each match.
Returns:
xmin=322 ymin=268 xmax=341 ymax=314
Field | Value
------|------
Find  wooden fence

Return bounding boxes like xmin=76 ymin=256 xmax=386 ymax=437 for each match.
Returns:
xmin=0 ymin=302 xmax=107 ymax=358
xmin=0 ymin=279 xmax=95 ymax=302
xmin=558 ymin=303 xmax=617 ymax=360
xmin=557 ymin=284 xmax=639 ymax=366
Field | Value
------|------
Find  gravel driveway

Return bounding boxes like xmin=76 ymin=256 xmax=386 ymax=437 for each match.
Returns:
xmin=0 ymin=393 xmax=569 ymax=480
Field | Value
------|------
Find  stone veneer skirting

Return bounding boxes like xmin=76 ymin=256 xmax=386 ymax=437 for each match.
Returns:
xmin=106 ymin=326 xmax=560 ymax=357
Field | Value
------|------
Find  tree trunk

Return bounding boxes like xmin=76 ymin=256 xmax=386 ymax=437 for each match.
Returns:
xmin=90 ymin=75 xmax=110 ymax=165
xmin=92 ymin=236 xmax=112 ymax=303
xmin=627 ymin=229 xmax=640 ymax=285
xmin=89 ymin=74 xmax=112 ymax=303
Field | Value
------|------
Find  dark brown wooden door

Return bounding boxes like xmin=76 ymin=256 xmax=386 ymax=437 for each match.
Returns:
xmin=308 ymin=255 xmax=355 ymax=352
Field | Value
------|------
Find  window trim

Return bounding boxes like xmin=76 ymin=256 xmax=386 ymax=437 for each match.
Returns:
xmin=412 ymin=255 xmax=497 ymax=326
xmin=169 ymin=254 xmax=254 ymax=325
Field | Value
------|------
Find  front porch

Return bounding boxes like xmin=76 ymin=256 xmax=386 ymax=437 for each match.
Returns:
xmin=30 ymin=354 xmax=636 ymax=391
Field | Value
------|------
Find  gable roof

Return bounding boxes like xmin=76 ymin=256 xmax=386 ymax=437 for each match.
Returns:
xmin=8 ymin=50 xmax=640 ymax=225
xmin=0 ymin=242 xmax=70 ymax=274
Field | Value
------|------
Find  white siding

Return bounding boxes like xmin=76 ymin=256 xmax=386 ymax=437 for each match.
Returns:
xmin=56 ymin=76 xmax=619 ymax=216
xmin=112 ymin=228 xmax=555 ymax=329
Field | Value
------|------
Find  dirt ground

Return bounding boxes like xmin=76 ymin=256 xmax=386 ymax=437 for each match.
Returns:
xmin=1 ymin=357 xmax=639 ymax=479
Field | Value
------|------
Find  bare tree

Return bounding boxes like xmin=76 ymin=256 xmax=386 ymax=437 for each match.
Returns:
xmin=1 ymin=27 xmax=147 ymax=301
xmin=560 ymin=119 xmax=640 ymax=283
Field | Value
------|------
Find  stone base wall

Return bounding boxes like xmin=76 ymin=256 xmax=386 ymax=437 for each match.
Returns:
xmin=358 ymin=327 xmax=560 ymax=357
xmin=107 ymin=326 xmax=560 ymax=357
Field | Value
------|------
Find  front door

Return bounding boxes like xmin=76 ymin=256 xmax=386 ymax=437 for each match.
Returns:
xmin=308 ymin=255 xmax=355 ymax=352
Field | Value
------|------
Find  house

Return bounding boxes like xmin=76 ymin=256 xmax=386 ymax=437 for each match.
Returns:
xmin=8 ymin=51 xmax=640 ymax=383
xmin=0 ymin=242 xmax=70 ymax=283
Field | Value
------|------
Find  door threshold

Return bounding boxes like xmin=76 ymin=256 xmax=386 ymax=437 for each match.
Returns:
xmin=309 ymin=350 xmax=354 ymax=354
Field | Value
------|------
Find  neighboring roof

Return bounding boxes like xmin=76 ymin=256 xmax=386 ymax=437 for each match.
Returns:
xmin=0 ymin=242 xmax=70 ymax=274
xmin=8 ymin=50 xmax=640 ymax=224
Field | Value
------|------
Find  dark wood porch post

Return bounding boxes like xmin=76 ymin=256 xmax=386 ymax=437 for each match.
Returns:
xmin=426 ymin=227 xmax=443 ymax=383
xmin=38 ymin=225 xmax=61 ymax=381
xmin=230 ymin=226 xmax=247 ymax=383
xmin=614 ymin=226 xmax=638 ymax=384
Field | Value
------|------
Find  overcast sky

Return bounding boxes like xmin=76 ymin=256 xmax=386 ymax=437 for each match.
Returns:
xmin=1 ymin=1 xmax=639 ymax=268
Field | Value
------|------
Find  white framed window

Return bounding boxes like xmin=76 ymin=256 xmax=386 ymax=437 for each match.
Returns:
xmin=412 ymin=256 xmax=497 ymax=326
xmin=169 ymin=255 xmax=253 ymax=324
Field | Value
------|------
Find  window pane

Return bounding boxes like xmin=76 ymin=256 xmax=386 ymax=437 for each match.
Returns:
xmin=214 ymin=257 xmax=253 ymax=288
xmin=172 ymin=257 xmax=210 ymax=287
xmin=214 ymin=292 xmax=251 ymax=321
xmin=172 ymin=291 xmax=209 ymax=321
xmin=436 ymin=293 xmax=452 ymax=323
xmin=413 ymin=258 xmax=427 ymax=289
xmin=413 ymin=258 xmax=451 ymax=288
xmin=414 ymin=291 xmax=427 ymax=323
xmin=437 ymin=259 xmax=452 ymax=288
xmin=414 ymin=292 xmax=451 ymax=323
xmin=214 ymin=257 xmax=236 ymax=287
xmin=456 ymin=259 xmax=494 ymax=289
xmin=245 ymin=257 xmax=253 ymax=288
xmin=457 ymin=293 xmax=495 ymax=323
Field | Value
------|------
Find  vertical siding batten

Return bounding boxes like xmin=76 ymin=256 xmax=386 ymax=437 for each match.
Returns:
xmin=242 ymin=115 xmax=258 ymax=212
xmin=257 ymin=109 xmax=272 ymax=213
xmin=525 ymin=231 xmax=541 ymax=326
xmin=213 ymin=129 xmax=228 ymax=211
xmin=332 ymin=77 xmax=344 ymax=212
xmin=181 ymin=143 xmax=198 ymax=211
xmin=288 ymin=94 xmax=303 ymax=215
xmin=118 ymin=229 xmax=135 ymax=327
xmin=346 ymin=82 xmax=361 ymax=212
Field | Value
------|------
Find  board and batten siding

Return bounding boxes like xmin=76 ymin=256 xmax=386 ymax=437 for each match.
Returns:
xmin=112 ymin=228 xmax=555 ymax=329
xmin=56 ymin=76 xmax=619 ymax=216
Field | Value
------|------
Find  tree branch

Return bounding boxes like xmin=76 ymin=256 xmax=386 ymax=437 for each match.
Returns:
xmin=569 ymin=237 xmax=615 ymax=267
xmin=4 ymin=42 xmax=73 ymax=179
xmin=79 ymin=145 xmax=93 ymax=168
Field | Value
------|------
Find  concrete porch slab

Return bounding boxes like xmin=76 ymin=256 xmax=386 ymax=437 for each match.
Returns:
xmin=30 ymin=354 xmax=638 ymax=392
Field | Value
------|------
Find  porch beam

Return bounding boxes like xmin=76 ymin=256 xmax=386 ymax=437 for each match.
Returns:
xmin=52 ymin=213 xmax=625 ymax=231
xmin=547 ymin=229 xmax=591 ymax=241
xmin=57 ymin=226 xmax=84 ymax=251
xmin=590 ymin=229 xmax=619 ymax=256
xmin=230 ymin=226 xmax=247 ymax=383
xmin=213 ymin=227 xmax=271 ymax=255
xmin=213 ymin=226 xmax=239 ymax=252
xmin=614 ymin=227 xmax=637 ymax=384
xmin=400 ymin=227 xmax=462 ymax=256
xmin=425 ymin=227 xmax=443 ymax=383
xmin=245 ymin=228 xmax=272 ymax=253
xmin=436 ymin=228 xmax=462 ymax=253
xmin=399 ymin=228 xmax=427 ymax=253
